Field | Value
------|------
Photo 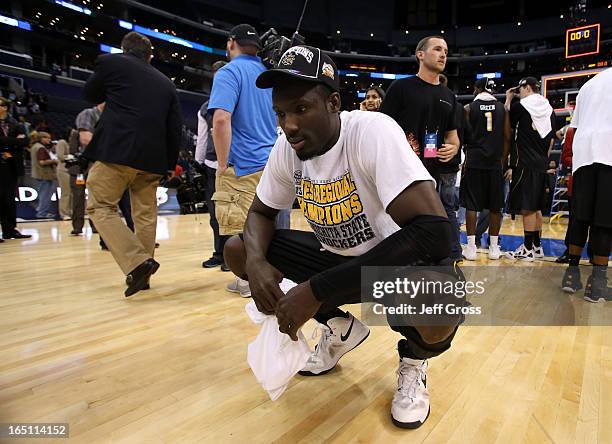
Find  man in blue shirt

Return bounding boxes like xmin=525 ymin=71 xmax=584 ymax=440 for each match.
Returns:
xmin=208 ymin=24 xmax=277 ymax=297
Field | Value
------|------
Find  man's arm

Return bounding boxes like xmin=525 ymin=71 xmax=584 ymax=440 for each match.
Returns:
xmin=79 ymin=130 xmax=93 ymax=148
xmin=37 ymin=147 xmax=57 ymax=166
xmin=438 ymin=129 xmax=459 ymax=162
xmin=504 ymin=88 xmax=515 ymax=111
xmin=212 ymin=109 xmax=232 ymax=174
xmin=243 ymin=196 xmax=283 ymax=314
xmin=277 ymin=180 xmax=452 ymax=340
xmin=502 ymin=109 xmax=511 ymax=168
xmin=0 ymin=123 xmax=28 ymax=147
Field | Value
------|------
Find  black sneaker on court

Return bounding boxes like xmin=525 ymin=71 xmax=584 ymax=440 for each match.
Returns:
xmin=4 ymin=230 xmax=32 ymax=239
xmin=561 ymin=266 xmax=583 ymax=294
xmin=298 ymin=313 xmax=370 ymax=376
xmin=202 ymin=256 xmax=223 ymax=268
xmin=583 ymin=274 xmax=610 ymax=303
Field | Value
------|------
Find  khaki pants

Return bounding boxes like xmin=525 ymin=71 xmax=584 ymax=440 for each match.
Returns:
xmin=57 ymin=168 xmax=72 ymax=218
xmin=86 ymin=161 xmax=161 ymax=274
xmin=212 ymin=167 xmax=262 ymax=236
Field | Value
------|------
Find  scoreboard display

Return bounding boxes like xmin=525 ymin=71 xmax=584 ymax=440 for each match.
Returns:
xmin=565 ymin=23 xmax=600 ymax=58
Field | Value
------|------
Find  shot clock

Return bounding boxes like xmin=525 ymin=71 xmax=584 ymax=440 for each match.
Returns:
xmin=565 ymin=24 xmax=600 ymax=59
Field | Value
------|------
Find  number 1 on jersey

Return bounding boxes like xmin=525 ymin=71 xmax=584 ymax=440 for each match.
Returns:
xmin=485 ymin=111 xmax=493 ymax=132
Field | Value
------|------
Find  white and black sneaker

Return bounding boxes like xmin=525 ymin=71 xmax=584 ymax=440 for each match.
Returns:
xmin=298 ymin=313 xmax=370 ymax=376
xmin=509 ymin=244 xmax=534 ymax=262
xmin=533 ymin=245 xmax=545 ymax=259
xmin=391 ymin=357 xmax=430 ymax=429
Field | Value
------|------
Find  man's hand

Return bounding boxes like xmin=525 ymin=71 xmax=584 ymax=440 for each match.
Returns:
xmin=245 ymin=258 xmax=285 ymax=315
xmin=504 ymin=169 xmax=512 ymax=181
xmin=217 ymin=164 xmax=228 ymax=176
xmin=505 ymin=87 xmax=517 ymax=99
xmin=276 ymin=280 xmax=322 ymax=341
xmin=437 ymin=143 xmax=458 ymax=162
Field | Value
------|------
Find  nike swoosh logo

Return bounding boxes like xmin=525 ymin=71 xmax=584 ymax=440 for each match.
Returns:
xmin=247 ymin=31 xmax=256 ymax=35
xmin=340 ymin=317 xmax=355 ymax=341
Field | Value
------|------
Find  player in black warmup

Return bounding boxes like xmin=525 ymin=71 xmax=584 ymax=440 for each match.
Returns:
xmin=505 ymin=77 xmax=556 ymax=261
xmin=461 ymin=78 xmax=510 ymax=261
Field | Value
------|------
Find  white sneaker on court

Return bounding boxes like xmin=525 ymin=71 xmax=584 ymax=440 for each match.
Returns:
xmin=299 ymin=313 xmax=370 ymax=376
xmin=226 ymin=277 xmax=251 ymax=298
xmin=391 ymin=357 xmax=430 ymax=429
xmin=463 ymin=244 xmax=477 ymax=261
xmin=488 ymin=244 xmax=501 ymax=260
xmin=511 ymin=244 xmax=534 ymax=262
xmin=533 ymin=246 xmax=544 ymax=259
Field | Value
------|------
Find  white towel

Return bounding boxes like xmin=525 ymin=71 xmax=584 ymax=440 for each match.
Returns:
xmin=245 ymin=279 xmax=311 ymax=401
xmin=520 ymin=94 xmax=554 ymax=138
xmin=474 ymin=92 xmax=497 ymax=102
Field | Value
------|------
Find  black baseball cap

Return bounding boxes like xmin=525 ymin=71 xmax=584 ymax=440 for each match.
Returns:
xmin=256 ymin=45 xmax=340 ymax=92
xmin=513 ymin=76 xmax=539 ymax=92
xmin=228 ymin=24 xmax=261 ymax=49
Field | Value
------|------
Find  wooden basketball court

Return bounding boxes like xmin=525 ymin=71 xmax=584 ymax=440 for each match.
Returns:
xmin=1 ymin=212 xmax=610 ymax=443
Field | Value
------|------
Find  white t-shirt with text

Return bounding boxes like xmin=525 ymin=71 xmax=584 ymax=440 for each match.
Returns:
xmin=256 ymin=110 xmax=434 ymax=257
xmin=570 ymin=67 xmax=612 ymax=173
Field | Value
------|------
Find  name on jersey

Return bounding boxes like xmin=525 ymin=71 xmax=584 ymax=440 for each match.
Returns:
xmin=479 ymin=104 xmax=496 ymax=111
xmin=296 ymin=170 xmax=375 ymax=249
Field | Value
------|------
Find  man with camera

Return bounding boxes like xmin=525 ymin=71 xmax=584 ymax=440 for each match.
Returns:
xmin=208 ymin=24 xmax=277 ymax=297
xmin=0 ymin=96 xmax=31 ymax=241
xmin=70 ymin=103 xmax=104 ymax=235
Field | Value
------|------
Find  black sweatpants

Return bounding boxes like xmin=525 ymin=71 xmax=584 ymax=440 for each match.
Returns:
xmin=262 ymin=229 xmax=459 ymax=360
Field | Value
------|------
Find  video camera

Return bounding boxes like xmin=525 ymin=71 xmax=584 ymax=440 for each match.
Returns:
xmin=259 ymin=29 xmax=305 ymax=68
xmin=257 ymin=0 xmax=309 ymax=68
xmin=63 ymin=153 xmax=89 ymax=172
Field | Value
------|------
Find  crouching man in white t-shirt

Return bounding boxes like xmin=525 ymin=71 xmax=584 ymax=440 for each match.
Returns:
xmin=224 ymin=45 xmax=462 ymax=429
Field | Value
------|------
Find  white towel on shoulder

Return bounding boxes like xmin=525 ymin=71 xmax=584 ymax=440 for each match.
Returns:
xmin=245 ymin=279 xmax=311 ymax=401
xmin=520 ymin=94 xmax=553 ymax=138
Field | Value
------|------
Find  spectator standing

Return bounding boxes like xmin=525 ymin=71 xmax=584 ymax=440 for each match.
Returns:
xmin=30 ymin=131 xmax=58 ymax=219
xmin=54 ymin=127 xmax=75 ymax=220
xmin=0 ymin=97 xmax=32 ymax=240
xmin=380 ymin=36 xmax=462 ymax=259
